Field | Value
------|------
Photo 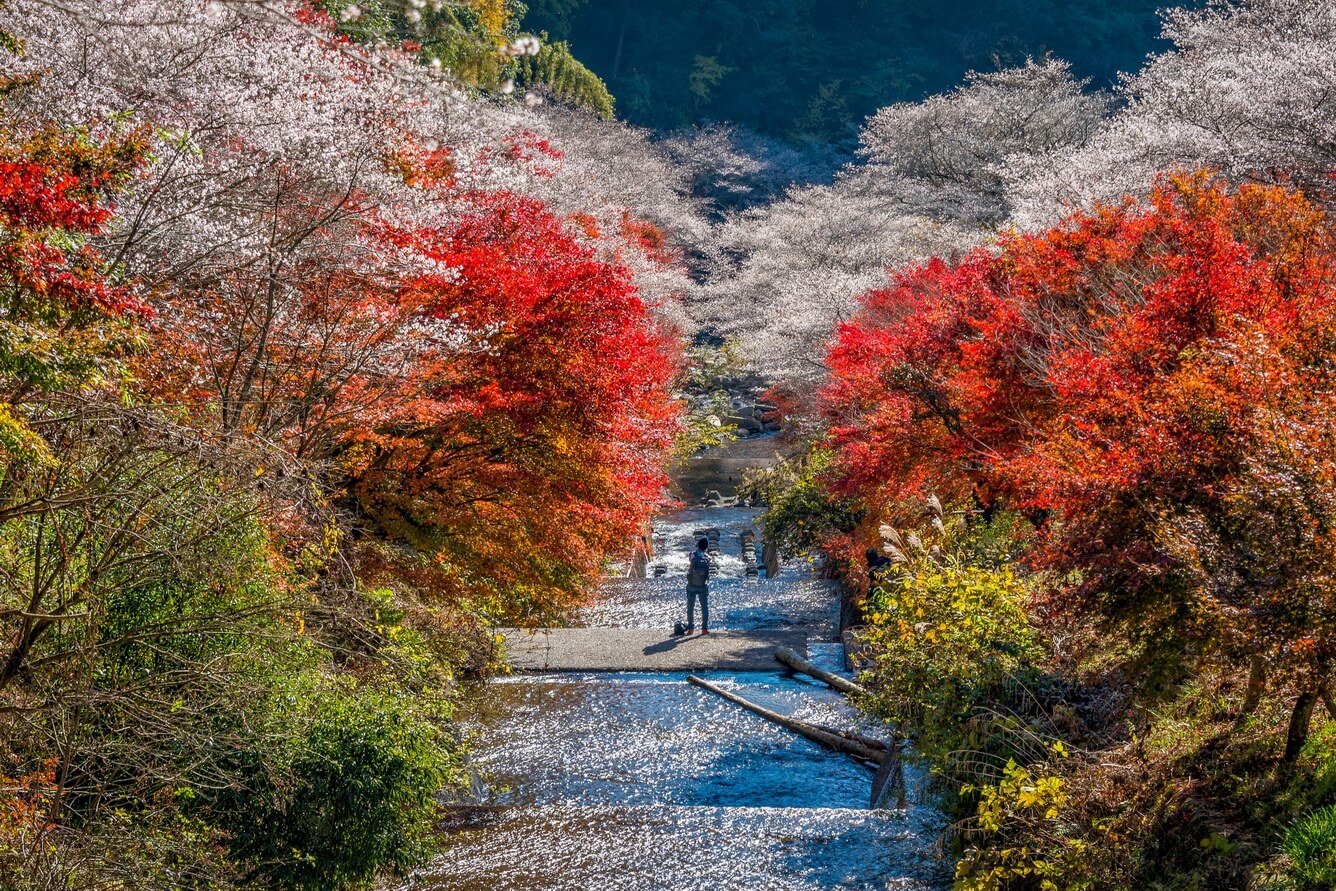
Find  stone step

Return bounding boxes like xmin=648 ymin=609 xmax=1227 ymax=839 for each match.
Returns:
xmin=501 ymin=628 xmax=806 ymax=672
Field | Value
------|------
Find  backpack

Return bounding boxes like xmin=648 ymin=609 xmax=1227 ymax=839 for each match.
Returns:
xmin=687 ymin=550 xmax=710 ymax=588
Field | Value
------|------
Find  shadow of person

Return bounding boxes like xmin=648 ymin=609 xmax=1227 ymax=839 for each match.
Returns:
xmin=642 ymin=637 xmax=687 ymax=656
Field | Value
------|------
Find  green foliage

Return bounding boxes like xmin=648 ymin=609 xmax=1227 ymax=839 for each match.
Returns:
xmin=673 ymin=342 xmax=743 ymax=459
xmin=847 ymin=507 xmax=1336 ymax=891
xmin=1281 ymin=805 xmax=1336 ymax=890
xmin=524 ymin=0 xmax=1177 ymax=140
xmin=740 ymin=443 xmax=859 ymax=554
xmin=675 ymin=388 xmax=737 ymax=459
xmin=0 ymin=122 xmax=149 ymax=469
xmin=516 ymin=39 xmax=615 ymax=117
xmin=0 ymin=430 xmax=470 ymax=890
xmin=1251 ymin=726 xmax=1336 ymax=889
xmin=0 ymin=402 xmax=52 ymax=466
xmin=1288 ymin=725 xmax=1336 ymax=819
xmin=687 ymin=54 xmax=732 ymax=105
xmin=683 ymin=340 xmax=744 ymax=393
xmin=315 ymin=0 xmax=396 ymax=41
xmin=792 ymin=80 xmax=848 ymax=139
xmin=0 ymin=439 xmax=282 ymax=676
xmin=956 ymin=757 xmax=1090 ymax=891
xmin=861 ymin=558 xmax=1041 ymax=763
xmin=223 ymin=679 xmax=459 ymax=891
xmin=95 ymin=506 xmax=282 ymax=678
xmin=524 ymin=0 xmax=589 ymax=34
xmin=850 ymin=508 xmax=1104 ymax=891
xmin=317 ymin=0 xmax=526 ymax=89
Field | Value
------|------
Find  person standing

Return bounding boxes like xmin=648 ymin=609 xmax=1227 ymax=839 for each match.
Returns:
xmin=686 ymin=537 xmax=711 ymax=634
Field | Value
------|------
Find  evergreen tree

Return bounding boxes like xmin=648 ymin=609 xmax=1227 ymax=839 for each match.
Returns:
xmin=516 ymin=39 xmax=616 ymax=118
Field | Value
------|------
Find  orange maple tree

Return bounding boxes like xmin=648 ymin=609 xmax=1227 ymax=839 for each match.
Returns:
xmin=0 ymin=125 xmax=148 ymax=464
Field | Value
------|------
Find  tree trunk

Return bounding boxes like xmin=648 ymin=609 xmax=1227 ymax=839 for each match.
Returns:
xmin=1283 ymin=689 xmax=1319 ymax=765
xmin=1237 ymin=656 xmax=1266 ymax=725
xmin=0 ymin=618 xmax=49 ymax=692
xmin=686 ymin=675 xmax=886 ymax=766
xmin=1320 ymin=681 xmax=1335 ymax=720
xmin=629 ymin=528 xmax=650 ymax=579
xmin=775 ymin=646 xmax=869 ymax=697
xmin=0 ymin=635 xmax=32 ymax=691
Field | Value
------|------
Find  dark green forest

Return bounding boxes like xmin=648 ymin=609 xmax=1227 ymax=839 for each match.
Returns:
xmin=524 ymin=0 xmax=1185 ymax=141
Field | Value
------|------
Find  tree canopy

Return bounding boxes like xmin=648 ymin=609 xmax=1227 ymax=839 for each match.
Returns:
xmin=524 ymin=0 xmax=1187 ymax=142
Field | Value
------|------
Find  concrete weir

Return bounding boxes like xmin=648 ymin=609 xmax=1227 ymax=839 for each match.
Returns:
xmin=501 ymin=627 xmax=807 ymax=672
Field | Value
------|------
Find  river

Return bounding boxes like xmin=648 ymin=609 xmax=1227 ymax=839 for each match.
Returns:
xmin=401 ymin=442 xmax=950 ymax=890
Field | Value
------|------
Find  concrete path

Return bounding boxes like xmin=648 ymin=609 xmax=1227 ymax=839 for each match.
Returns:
xmin=501 ymin=628 xmax=806 ymax=672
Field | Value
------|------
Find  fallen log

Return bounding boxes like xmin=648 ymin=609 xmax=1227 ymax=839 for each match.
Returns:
xmin=775 ymin=646 xmax=869 ymax=697
xmin=811 ymin=722 xmax=895 ymax=755
xmin=686 ymin=675 xmax=885 ymax=766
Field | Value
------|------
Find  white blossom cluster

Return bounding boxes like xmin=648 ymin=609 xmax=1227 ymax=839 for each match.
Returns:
xmin=505 ymin=35 xmax=541 ymax=57
xmin=704 ymin=60 xmax=1104 ymax=385
xmin=8 ymin=0 xmax=1326 ymax=397
xmin=527 ymin=107 xmax=708 ymax=328
xmin=1009 ymin=0 xmax=1336 ymax=228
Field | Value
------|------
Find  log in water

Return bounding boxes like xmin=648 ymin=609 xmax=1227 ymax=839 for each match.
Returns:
xmin=774 ymin=645 xmax=870 ymax=697
xmin=687 ymin=674 xmax=885 ymax=766
xmin=417 ymin=499 xmax=949 ymax=889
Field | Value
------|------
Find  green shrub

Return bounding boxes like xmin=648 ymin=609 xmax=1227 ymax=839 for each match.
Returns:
xmin=516 ymin=39 xmax=616 ymax=118
xmin=955 ymin=756 xmax=1090 ymax=891
xmin=672 ymin=342 xmax=745 ymax=459
xmin=1279 ymin=724 xmax=1336 ymax=821
xmin=741 ymin=443 xmax=860 ymax=556
xmin=860 ymin=560 xmax=1041 ymax=764
xmin=223 ymin=680 xmax=460 ymax=891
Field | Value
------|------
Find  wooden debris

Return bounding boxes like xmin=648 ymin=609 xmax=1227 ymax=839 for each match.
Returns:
xmin=686 ymin=675 xmax=885 ymax=766
xmin=774 ymin=646 xmax=869 ymax=697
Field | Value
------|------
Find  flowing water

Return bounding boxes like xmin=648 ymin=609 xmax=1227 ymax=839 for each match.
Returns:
xmin=403 ymin=462 xmax=949 ymax=890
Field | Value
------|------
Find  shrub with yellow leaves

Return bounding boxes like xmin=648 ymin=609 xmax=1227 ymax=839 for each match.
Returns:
xmin=857 ymin=509 xmax=1041 ymax=768
xmin=954 ymin=754 xmax=1092 ymax=891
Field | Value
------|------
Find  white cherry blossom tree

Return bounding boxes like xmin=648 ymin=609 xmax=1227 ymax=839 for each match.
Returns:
xmin=1009 ymin=0 xmax=1336 ymax=227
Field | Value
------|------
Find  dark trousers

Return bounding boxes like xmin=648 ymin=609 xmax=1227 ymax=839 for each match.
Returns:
xmin=687 ymin=588 xmax=709 ymax=630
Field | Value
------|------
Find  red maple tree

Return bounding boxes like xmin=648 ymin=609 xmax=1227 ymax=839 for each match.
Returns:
xmin=825 ymin=173 xmax=1336 ymax=756
xmin=0 ymin=125 xmax=148 ymax=464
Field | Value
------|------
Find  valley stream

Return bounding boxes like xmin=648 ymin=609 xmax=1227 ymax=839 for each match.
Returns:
xmin=401 ymin=439 xmax=949 ymax=890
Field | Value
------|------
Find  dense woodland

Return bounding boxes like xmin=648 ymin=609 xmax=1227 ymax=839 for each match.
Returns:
xmin=0 ymin=1 xmax=699 ymax=886
xmin=525 ymin=0 xmax=1183 ymax=144
xmin=0 ymin=0 xmax=1333 ymax=889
